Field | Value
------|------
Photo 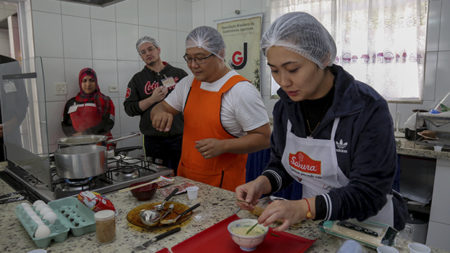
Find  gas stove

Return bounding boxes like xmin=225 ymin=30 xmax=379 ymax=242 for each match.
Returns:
xmin=3 ymin=155 xmax=173 ymax=202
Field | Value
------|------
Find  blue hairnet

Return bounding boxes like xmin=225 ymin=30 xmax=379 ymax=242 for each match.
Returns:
xmin=186 ymin=26 xmax=225 ymax=60
xmin=136 ymin=36 xmax=159 ymax=52
xmin=261 ymin=12 xmax=336 ymax=69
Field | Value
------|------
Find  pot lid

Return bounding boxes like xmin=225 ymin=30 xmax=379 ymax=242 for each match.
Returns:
xmin=57 ymin=135 xmax=107 ymax=146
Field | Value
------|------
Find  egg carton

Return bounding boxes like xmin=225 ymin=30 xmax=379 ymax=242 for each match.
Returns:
xmin=48 ymin=196 xmax=96 ymax=236
xmin=15 ymin=203 xmax=69 ymax=248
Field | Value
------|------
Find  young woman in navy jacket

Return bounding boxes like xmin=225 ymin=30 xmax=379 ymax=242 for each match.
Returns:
xmin=236 ymin=12 xmax=407 ymax=231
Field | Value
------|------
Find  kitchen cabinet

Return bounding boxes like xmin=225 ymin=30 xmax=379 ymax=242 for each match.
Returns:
xmin=397 ymin=138 xmax=450 ymax=250
xmin=426 ymin=159 xmax=450 ymax=249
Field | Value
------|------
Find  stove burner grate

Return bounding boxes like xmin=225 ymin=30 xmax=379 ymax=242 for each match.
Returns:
xmin=64 ymin=177 xmax=93 ymax=186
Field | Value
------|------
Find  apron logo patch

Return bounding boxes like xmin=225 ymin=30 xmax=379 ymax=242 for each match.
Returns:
xmin=289 ymin=151 xmax=321 ymax=175
xmin=335 ymin=139 xmax=348 ymax=153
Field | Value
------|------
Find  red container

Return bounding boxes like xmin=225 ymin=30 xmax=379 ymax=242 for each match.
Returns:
xmin=130 ymin=182 xmax=158 ymax=201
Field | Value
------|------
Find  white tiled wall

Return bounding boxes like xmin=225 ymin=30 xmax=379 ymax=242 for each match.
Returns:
xmin=193 ymin=0 xmax=450 ymax=129
xmin=27 ymin=0 xmax=450 ymax=148
xmin=29 ymin=0 xmax=192 ymax=149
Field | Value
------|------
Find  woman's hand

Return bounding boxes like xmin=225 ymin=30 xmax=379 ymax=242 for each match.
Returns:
xmin=195 ymin=138 xmax=224 ymax=159
xmin=235 ymin=176 xmax=272 ymax=210
xmin=258 ymin=199 xmax=310 ymax=231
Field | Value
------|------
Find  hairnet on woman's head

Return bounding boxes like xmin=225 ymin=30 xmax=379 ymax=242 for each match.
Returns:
xmin=136 ymin=36 xmax=159 ymax=52
xmin=261 ymin=12 xmax=336 ymax=69
xmin=186 ymin=26 xmax=225 ymax=60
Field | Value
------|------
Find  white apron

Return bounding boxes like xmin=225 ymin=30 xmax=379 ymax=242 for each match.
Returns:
xmin=281 ymin=119 xmax=394 ymax=226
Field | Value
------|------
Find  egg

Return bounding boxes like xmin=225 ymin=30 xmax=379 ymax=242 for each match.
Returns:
xmin=31 ymin=215 xmax=44 ymax=225
xmin=34 ymin=204 xmax=46 ymax=213
xmin=35 ymin=203 xmax=48 ymax=213
xmin=21 ymin=203 xmax=32 ymax=209
xmin=33 ymin=200 xmax=46 ymax=208
xmin=34 ymin=224 xmax=51 ymax=239
xmin=42 ymin=212 xmax=57 ymax=224
xmin=39 ymin=206 xmax=53 ymax=216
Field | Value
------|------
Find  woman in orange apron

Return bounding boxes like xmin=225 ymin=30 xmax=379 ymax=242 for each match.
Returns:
xmin=151 ymin=26 xmax=271 ymax=191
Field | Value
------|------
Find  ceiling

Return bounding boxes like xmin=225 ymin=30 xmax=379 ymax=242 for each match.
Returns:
xmin=59 ymin=0 xmax=125 ymax=7
xmin=0 ymin=1 xmax=17 ymax=29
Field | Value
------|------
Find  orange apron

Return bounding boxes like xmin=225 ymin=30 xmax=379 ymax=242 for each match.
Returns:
xmin=179 ymin=75 xmax=248 ymax=191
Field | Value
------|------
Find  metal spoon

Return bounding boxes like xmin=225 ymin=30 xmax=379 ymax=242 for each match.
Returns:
xmin=139 ymin=188 xmax=179 ymax=226
xmin=140 ymin=203 xmax=175 ymax=226
xmin=160 ymin=203 xmax=201 ymax=225
xmin=154 ymin=188 xmax=179 ymax=211
xmin=139 ymin=208 xmax=161 ymax=226
xmin=159 ymin=203 xmax=174 ymax=220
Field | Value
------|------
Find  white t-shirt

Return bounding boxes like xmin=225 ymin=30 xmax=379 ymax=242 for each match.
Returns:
xmin=165 ymin=70 xmax=269 ymax=137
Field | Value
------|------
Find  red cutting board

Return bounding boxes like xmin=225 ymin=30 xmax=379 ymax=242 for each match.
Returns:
xmin=171 ymin=214 xmax=316 ymax=253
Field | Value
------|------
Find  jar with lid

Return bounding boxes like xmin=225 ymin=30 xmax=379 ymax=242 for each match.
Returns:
xmin=95 ymin=210 xmax=116 ymax=243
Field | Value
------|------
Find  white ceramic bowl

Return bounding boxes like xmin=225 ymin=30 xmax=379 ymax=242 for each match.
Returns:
xmin=227 ymin=219 xmax=268 ymax=252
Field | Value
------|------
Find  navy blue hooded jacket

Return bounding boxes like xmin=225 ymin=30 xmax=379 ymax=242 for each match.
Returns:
xmin=262 ymin=65 xmax=407 ymax=230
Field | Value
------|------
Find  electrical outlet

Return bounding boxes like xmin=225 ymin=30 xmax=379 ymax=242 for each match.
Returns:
xmin=55 ymin=82 xmax=67 ymax=95
xmin=109 ymin=85 xmax=118 ymax=93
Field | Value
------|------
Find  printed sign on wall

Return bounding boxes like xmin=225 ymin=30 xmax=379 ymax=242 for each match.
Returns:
xmin=217 ymin=15 xmax=262 ymax=90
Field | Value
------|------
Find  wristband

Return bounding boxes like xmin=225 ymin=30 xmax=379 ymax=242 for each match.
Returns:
xmin=304 ymin=198 xmax=312 ymax=219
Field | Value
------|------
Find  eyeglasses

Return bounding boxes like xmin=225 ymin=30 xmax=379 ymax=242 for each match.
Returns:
xmin=183 ymin=54 xmax=214 ymax=65
xmin=139 ymin=46 xmax=157 ymax=55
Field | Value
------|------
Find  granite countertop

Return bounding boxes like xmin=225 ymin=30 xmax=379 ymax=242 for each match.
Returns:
xmin=396 ymin=136 xmax=450 ymax=160
xmin=0 ymin=175 xmax=448 ymax=253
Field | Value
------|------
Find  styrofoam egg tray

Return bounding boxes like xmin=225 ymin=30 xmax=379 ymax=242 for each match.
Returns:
xmin=15 ymin=203 xmax=69 ymax=248
xmin=48 ymin=196 xmax=95 ymax=236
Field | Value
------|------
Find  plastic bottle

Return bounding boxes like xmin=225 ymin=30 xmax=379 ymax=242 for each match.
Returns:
xmin=95 ymin=210 xmax=115 ymax=243
xmin=336 ymin=239 xmax=367 ymax=253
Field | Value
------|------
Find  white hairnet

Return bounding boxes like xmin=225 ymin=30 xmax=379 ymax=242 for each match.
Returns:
xmin=136 ymin=36 xmax=159 ymax=52
xmin=261 ymin=12 xmax=336 ymax=69
xmin=186 ymin=26 xmax=225 ymax=60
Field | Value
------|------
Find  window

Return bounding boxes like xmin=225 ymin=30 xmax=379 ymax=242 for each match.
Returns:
xmin=269 ymin=0 xmax=429 ymax=102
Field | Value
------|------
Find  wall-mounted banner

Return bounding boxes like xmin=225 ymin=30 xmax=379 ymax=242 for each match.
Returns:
xmin=217 ymin=15 xmax=262 ymax=90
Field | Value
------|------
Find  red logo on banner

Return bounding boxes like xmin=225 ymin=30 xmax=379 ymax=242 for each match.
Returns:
xmin=125 ymin=88 xmax=131 ymax=98
xmin=232 ymin=51 xmax=243 ymax=65
xmin=289 ymin=151 xmax=321 ymax=175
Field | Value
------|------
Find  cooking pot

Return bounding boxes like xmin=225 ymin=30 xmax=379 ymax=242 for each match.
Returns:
xmin=54 ymin=132 xmax=140 ymax=179
xmin=57 ymin=132 xmax=140 ymax=148
xmin=55 ymin=145 xmax=106 ymax=179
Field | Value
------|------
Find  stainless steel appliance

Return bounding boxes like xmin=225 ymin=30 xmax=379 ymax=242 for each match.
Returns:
xmin=4 ymin=152 xmax=172 ymax=202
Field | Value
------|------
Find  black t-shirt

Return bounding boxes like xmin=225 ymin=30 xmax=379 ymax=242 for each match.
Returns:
xmin=299 ymin=85 xmax=335 ymax=136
